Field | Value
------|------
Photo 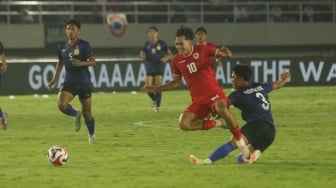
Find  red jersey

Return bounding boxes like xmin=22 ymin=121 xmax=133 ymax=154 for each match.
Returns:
xmin=172 ymin=44 xmax=225 ymax=104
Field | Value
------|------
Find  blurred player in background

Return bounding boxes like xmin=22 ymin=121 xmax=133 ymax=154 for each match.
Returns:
xmin=140 ymin=26 xmax=173 ymax=112
xmin=142 ymin=26 xmax=250 ymax=159
xmin=47 ymin=19 xmax=97 ymax=144
xmin=190 ymin=64 xmax=291 ymax=164
xmin=0 ymin=42 xmax=8 ymax=130
xmin=195 ymin=26 xmax=222 ymax=69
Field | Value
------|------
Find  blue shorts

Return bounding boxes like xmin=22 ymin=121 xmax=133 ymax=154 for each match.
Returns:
xmin=59 ymin=83 xmax=92 ymax=99
xmin=145 ymin=62 xmax=164 ymax=76
xmin=241 ymin=120 xmax=275 ymax=152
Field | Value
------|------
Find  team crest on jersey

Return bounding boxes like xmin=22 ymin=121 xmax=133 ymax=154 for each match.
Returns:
xmin=156 ymin=44 xmax=161 ymax=51
xmin=74 ymin=46 xmax=80 ymax=55
xmin=193 ymin=53 xmax=199 ymax=59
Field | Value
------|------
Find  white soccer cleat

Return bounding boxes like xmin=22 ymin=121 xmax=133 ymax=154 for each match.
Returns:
xmin=152 ymin=102 xmax=159 ymax=112
xmin=189 ymin=155 xmax=212 ymax=165
xmin=245 ymin=150 xmax=261 ymax=164
xmin=74 ymin=111 xmax=82 ymax=132
xmin=237 ymin=150 xmax=261 ymax=164
xmin=88 ymin=134 xmax=96 ymax=144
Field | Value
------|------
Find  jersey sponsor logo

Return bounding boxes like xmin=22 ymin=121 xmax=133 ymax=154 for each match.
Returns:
xmin=178 ymin=60 xmax=186 ymax=64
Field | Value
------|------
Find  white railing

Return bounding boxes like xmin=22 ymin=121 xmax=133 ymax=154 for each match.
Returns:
xmin=0 ymin=1 xmax=335 ymax=24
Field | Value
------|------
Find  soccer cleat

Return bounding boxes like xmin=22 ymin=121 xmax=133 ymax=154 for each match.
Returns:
xmin=189 ymin=155 xmax=212 ymax=165
xmin=1 ymin=112 xmax=8 ymax=130
xmin=245 ymin=150 xmax=261 ymax=164
xmin=88 ymin=134 xmax=96 ymax=144
xmin=74 ymin=111 xmax=82 ymax=132
xmin=152 ymin=102 xmax=158 ymax=112
xmin=237 ymin=150 xmax=261 ymax=164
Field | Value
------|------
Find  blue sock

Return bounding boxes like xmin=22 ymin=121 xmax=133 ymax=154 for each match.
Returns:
xmin=85 ymin=118 xmax=95 ymax=136
xmin=0 ymin=107 xmax=3 ymax=118
xmin=155 ymin=92 xmax=162 ymax=108
xmin=237 ymin=154 xmax=244 ymax=163
xmin=209 ymin=141 xmax=234 ymax=163
xmin=64 ymin=104 xmax=77 ymax=117
xmin=147 ymin=92 xmax=156 ymax=102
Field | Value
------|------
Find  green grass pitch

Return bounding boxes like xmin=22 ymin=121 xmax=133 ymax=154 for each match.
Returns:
xmin=0 ymin=86 xmax=335 ymax=188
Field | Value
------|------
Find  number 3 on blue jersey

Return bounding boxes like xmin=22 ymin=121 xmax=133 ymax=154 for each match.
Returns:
xmin=256 ymin=92 xmax=270 ymax=110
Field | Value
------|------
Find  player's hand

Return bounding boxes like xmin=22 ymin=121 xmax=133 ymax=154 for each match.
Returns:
xmin=280 ymin=72 xmax=291 ymax=82
xmin=139 ymin=51 xmax=146 ymax=60
xmin=47 ymin=80 xmax=55 ymax=91
xmin=1 ymin=64 xmax=7 ymax=73
xmin=140 ymin=85 xmax=156 ymax=93
xmin=160 ymin=57 xmax=169 ymax=63
xmin=72 ymin=59 xmax=82 ymax=67
xmin=219 ymin=47 xmax=232 ymax=58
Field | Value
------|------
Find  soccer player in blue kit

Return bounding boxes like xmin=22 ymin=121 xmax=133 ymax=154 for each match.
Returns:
xmin=140 ymin=26 xmax=172 ymax=112
xmin=190 ymin=64 xmax=291 ymax=164
xmin=0 ymin=42 xmax=8 ymax=129
xmin=47 ymin=19 xmax=96 ymax=144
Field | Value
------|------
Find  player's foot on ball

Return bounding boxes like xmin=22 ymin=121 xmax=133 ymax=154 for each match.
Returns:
xmin=74 ymin=111 xmax=82 ymax=132
xmin=1 ymin=112 xmax=8 ymax=130
xmin=189 ymin=155 xmax=212 ymax=165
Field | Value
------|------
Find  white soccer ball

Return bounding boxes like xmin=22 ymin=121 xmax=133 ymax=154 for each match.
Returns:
xmin=47 ymin=145 xmax=68 ymax=166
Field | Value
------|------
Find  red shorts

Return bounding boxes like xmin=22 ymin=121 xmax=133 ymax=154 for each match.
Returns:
xmin=184 ymin=92 xmax=230 ymax=119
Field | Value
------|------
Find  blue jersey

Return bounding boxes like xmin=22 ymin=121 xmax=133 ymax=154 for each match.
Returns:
xmin=57 ymin=39 xmax=94 ymax=85
xmin=229 ymin=83 xmax=274 ymax=126
xmin=142 ymin=40 xmax=168 ymax=64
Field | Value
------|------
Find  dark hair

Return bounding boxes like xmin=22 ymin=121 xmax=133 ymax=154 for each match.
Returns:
xmin=66 ymin=19 xmax=81 ymax=29
xmin=176 ymin=26 xmax=194 ymax=40
xmin=148 ymin=26 xmax=158 ymax=32
xmin=195 ymin=26 xmax=207 ymax=34
xmin=233 ymin=64 xmax=252 ymax=81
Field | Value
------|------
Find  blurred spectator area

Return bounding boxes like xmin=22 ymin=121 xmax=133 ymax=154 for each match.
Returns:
xmin=0 ymin=0 xmax=335 ymax=24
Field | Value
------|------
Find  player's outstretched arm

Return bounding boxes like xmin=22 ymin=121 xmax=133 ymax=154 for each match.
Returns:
xmin=216 ymin=47 xmax=233 ymax=58
xmin=273 ymin=72 xmax=291 ymax=90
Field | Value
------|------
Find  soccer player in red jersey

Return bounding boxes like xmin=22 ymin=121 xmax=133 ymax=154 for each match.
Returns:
xmin=142 ymin=26 xmax=250 ymax=159
xmin=195 ymin=26 xmax=222 ymax=69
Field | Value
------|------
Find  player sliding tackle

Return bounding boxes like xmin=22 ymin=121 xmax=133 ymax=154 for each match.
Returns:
xmin=190 ymin=65 xmax=291 ymax=164
xmin=141 ymin=26 xmax=250 ymax=160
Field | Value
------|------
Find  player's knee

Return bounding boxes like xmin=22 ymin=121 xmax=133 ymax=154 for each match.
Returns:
xmin=57 ymin=102 xmax=68 ymax=112
xmin=178 ymin=121 xmax=191 ymax=130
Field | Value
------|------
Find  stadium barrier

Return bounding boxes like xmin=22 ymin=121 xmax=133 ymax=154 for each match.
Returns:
xmin=1 ymin=57 xmax=335 ymax=95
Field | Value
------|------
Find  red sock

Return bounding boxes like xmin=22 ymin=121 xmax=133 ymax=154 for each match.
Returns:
xmin=202 ymin=120 xmax=216 ymax=130
xmin=230 ymin=127 xmax=242 ymax=140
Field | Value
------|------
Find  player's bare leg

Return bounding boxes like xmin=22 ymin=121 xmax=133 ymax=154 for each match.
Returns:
xmin=57 ymin=91 xmax=81 ymax=131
